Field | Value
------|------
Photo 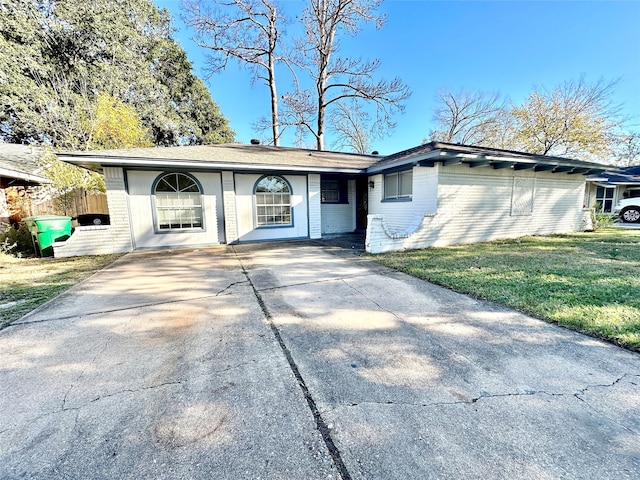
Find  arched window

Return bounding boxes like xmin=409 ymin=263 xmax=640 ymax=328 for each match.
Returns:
xmin=254 ymin=176 xmax=292 ymax=226
xmin=153 ymin=173 xmax=203 ymax=230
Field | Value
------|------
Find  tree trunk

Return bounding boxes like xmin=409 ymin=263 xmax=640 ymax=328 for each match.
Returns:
xmin=268 ymin=7 xmax=279 ymax=146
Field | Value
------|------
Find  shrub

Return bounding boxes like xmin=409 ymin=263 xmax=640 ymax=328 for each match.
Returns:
xmin=590 ymin=203 xmax=617 ymax=231
xmin=0 ymin=223 xmax=36 ymax=257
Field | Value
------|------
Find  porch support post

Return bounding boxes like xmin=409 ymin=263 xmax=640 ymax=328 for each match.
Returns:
xmin=221 ymin=171 xmax=239 ymax=244
xmin=308 ymin=174 xmax=322 ymax=239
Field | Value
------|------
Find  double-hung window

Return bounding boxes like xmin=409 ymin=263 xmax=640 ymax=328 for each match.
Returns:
xmin=384 ymin=169 xmax=413 ymax=200
xmin=255 ymin=176 xmax=292 ymax=226
xmin=595 ymin=186 xmax=615 ymax=212
xmin=154 ymin=173 xmax=203 ymax=231
xmin=321 ymin=175 xmax=348 ymax=203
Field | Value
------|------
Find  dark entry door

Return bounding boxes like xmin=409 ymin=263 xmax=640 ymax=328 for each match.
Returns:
xmin=355 ymin=176 xmax=368 ymax=232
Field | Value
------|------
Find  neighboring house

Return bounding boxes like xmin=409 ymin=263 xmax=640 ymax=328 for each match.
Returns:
xmin=0 ymin=144 xmax=51 ymax=224
xmin=56 ymin=141 xmax=608 ymax=257
xmin=585 ymin=165 xmax=640 ymax=212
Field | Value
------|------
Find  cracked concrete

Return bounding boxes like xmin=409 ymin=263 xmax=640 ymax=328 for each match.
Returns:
xmin=1 ymin=247 xmax=337 ymax=479
xmin=234 ymin=240 xmax=640 ymax=479
xmin=1 ymin=241 xmax=640 ymax=479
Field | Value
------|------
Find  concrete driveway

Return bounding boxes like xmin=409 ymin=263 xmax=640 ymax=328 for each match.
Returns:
xmin=1 ymin=241 xmax=639 ymax=479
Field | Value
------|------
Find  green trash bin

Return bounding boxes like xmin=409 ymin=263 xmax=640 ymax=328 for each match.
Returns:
xmin=23 ymin=215 xmax=72 ymax=257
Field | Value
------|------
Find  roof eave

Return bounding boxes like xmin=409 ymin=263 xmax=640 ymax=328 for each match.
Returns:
xmin=369 ymin=149 xmax=607 ymax=176
xmin=58 ymin=155 xmax=366 ymax=175
xmin=0 ymin=166 xmax=51 ymax=185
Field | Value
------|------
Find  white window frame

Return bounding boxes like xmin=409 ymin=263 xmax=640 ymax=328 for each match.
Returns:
xmin=153 ymin=172 xmax=203 ymax=232
xmin=254 ymin=175 xmax=292 ymax=227
xmin=384 ymin=169 xmax=413 ymax=200
xmin=595 ymin=185 xmax=615 ymax=212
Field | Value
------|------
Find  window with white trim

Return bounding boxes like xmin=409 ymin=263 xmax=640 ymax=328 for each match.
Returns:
xmin=384 ymin=169 xmax=412 ymax=200
xmin=255 ymin=176 xmax=292 ymax=226
xmin=595 ymin=186 xmax=615 ymax=212
xmin=154 ymin=173 xmax=203 ymax=230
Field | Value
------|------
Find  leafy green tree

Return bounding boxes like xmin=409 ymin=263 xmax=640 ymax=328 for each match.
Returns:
xmin=0 ymin=0 xmax=234 ymax=148
xmin=36 ymin=149 xmax=105 ymax=216
xmin=88 ymin=93 xmax=153 ymax=150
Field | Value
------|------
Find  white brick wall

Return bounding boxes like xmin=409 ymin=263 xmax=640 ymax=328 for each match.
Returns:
xmin=308 ymin=174 xmax=322 ymax=239
xmin=368 ymin=166 xmax=439 ymax=232
xmin=54 ymin=167 xmax=133 ymax=257
xmin=366 ymin=164 xmax=589 ymax=254
xmin=0 ymin=188 xmax=8 ymax=224
xmin=320 ymin=179 xmax=356 ymax=234
xmin=222 ymin=171 xmax=238 ymax=243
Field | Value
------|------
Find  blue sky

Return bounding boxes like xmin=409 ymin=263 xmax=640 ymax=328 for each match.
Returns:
xmin=155 ymin=0 xmax=640 ymax=154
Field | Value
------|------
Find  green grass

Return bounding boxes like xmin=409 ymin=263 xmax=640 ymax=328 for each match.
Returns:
xmin=372 ymin=228 xmax=640 ymax=351
xmin=0 ymin=253 xmax=122 ymax=329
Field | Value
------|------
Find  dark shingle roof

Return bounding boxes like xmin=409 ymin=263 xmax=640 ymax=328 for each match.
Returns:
xmin=58 ymin=141 xmax=610 ymax=176
xmin=0 ymin=144 xmax=50 ymax=185
xmin=587 ymin=165 xmax=640 ymax=185
xmin=58 ymin=143 xmax=379 ymax=173
xmin=367 ymin=141 xmax=609 ymax=174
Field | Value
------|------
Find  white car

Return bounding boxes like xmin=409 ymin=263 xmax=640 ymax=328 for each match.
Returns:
xmin=613 ymin=198 xmax=640 ymax=223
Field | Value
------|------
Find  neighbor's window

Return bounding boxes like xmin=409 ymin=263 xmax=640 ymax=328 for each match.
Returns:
xmin=384 ymin=169 xmax=412 ymax=200
xmin=255 ymin=175 xmax=292 ymax=226
xmin=625 ymin=189 xmax=640 ymax=199
xmin=154 ymin=172 xmax=203 ymax=230
xmin=321 ymin=176 xmax=348 ymax=203
xmin=596 ymin=186 xmax=615 ymax=212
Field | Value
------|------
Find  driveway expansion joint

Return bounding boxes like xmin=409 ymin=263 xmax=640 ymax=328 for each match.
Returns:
xmin=233 ymin=247 xmax=353 ymax=480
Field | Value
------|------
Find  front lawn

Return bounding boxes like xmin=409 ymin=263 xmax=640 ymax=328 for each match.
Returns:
xmin=372 ymin=228 xmax=640 ymax=351
xmin=0 ymin=253 xmax=122 ymax=329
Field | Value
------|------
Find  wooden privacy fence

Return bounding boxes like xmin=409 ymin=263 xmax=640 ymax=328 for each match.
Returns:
xmin=27 ymin=189 xmax=109 ymax=218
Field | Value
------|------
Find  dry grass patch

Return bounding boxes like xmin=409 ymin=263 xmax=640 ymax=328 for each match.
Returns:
xmin=0 ymin=253 xmax=122 ymax=328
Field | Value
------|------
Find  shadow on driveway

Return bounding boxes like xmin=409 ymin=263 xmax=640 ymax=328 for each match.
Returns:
xmin=1 ymin=240 xmax=639 ymax=479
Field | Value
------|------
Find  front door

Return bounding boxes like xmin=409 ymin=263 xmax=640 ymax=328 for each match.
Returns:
xmin=355 ymin=176 xmax=368 ymax=232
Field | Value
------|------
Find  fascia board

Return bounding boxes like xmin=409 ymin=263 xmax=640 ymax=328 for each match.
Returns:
xmin=366 ymin=150 xmax=444 ymax=174
xmin=58 ymin=155 xmax=365 ymax=175
xmin=0 ymin=166 xmax=51 ymax=184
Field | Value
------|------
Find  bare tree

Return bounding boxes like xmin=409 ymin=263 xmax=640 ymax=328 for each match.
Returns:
xmin=283 ymin=0 xmax=410 ymax=150
xmin=183 ymin=0 xmax=287 ymax=145
xmin=612 ymin=130 xmax=640 ymax=166
xmin=330 ymin=100 xmax=380 ymax=154
xmin=429 ymin=89 xmax=508 ymax=146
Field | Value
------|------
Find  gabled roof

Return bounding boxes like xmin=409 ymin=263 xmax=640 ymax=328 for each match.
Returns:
xmin=57 ymin=143 xmax=379 ymax=174
xmin=58 ymin=141 xmax=610 ymax=177
xmin=367 ymin=142 xmax=609 ymax=175
xmin=0 ymin=144 xmax=51 ymax=186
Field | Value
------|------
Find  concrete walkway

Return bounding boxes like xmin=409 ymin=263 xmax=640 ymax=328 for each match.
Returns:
xmin=1 ymin=242 xmax=639 ymax=479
